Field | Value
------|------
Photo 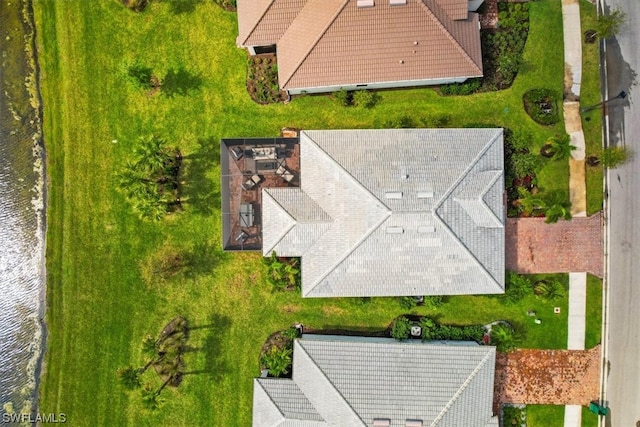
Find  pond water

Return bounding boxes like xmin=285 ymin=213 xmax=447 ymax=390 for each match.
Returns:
xmin=0 ymin=0 xmax=46 ymax=420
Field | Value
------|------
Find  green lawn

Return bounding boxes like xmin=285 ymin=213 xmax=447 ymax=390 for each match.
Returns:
xmin=580 ymin=0 xmax=605 ymax=215
xmin=527 ymin=405 xmax=565 ymax=426
xmin=585 ymin=274 xmax=603 ymax=349
xmin=527 ymin=405 xmax=600 ymax=427
xmin=35 ymin=0 xmax=569 ymax=425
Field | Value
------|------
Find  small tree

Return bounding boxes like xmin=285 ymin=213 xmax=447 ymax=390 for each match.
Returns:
xmin=391 ymin=316 xmax=412 ymax=341
xmin=601 ymin=146 xmax=630 ymax=168
xmin=117 ymin=366 xmax=142 ymax=390
xmin=126 ymin=63 xmax=156 ymax=90
xmin=596 ymin=7 xmax=627 ymax=39
xmin=490 ymin=323 xmax=521 ymax=352
xmin=353 ymin=90 xmax=380 ymax=109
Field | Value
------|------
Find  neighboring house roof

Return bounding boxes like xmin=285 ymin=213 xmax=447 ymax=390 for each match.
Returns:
xmin=277 ymin=0 xmax=483 ymax=91
xmin=237 ymin=0 xmax=483 ymax=91
xmin=237 ymin=0 xmax=307 ymax=47
xmin=261 ymin=129 xmax=505 ymax=297
xmin=253 ymin=335 xmax=498 ymax=427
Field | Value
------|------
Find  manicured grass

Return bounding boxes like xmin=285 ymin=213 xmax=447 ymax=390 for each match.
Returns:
xmin=580 ymin=0 xmax=605 ymax=215
xmin=527 ymin=405 xmax=565 ymax=426
xmin=582 ymin=405 xmax=600 ymax=427
xmin=585 ymin=274 xmax=603 ymax=349
xmin=34 ymin=0 xmax=569 ymax=425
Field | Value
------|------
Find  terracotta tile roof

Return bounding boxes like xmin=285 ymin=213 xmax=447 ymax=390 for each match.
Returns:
xmin=237 ymin=0 xmax=307 ymax=47
xmin=277 ymin=0 xmax=483 ymax=91
xmin=434 ymin=0 xmax=469 ymax=20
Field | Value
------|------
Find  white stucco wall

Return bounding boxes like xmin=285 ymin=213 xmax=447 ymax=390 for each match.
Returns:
xmin=285 ymin=76 xmax=479 ymax=95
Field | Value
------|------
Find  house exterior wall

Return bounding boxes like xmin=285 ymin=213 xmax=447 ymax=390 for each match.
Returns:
xmin=285 ymin=76 xmax=477 ymax=95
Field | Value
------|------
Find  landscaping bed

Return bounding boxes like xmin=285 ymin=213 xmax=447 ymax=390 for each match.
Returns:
xmin=246 ymin=54 xmax=287 ymax=104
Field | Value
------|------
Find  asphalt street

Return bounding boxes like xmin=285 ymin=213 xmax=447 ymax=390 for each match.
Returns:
xmin=601 ymin=0 xmax=640 ymax=425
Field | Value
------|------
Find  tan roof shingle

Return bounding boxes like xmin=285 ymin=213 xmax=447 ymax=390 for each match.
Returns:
xmin=277 ymin=0 xmax=483 ymax=91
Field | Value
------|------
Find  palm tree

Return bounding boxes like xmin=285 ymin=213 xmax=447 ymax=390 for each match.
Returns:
xmin=541 ymin=134 xmax=576 ymax=161
xmin=534 ymin=280 xmax=565 ymax=301
xmin=141 ymin=385 xmax=162 ymax=410
xmin=543 ymin=191 xmax=572 ymax=223
xmin=117 ymin=366 xmax=142 ymax=390
xmin=515 ymin=187 xmax=547 ymax=217
xmin=490 ymin=323 xmax=521 ymax=352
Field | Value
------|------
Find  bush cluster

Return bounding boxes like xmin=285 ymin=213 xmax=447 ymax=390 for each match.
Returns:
xmin=420 ymin=317 xmax=484 ymax=342
xmin=481 ymin=2 xmax=530 ymax=90
xmin=439 ymin=78 xmax=481 ymax=96
xmin=523 ymin=88 xmax=560 ymax=125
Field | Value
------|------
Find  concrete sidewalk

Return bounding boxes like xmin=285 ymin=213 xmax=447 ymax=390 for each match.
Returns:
xmin=562 ymin=0 xmax=587 ymax=218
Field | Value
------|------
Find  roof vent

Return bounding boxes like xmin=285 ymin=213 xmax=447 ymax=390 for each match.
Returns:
xmin=357 ymin=0 xmax=374 ymax=7
xmin=391 ymin=0 xmax=407 ymax=4
xmin=386 ymin=226 xmax=404 ymax=234
xmin=417 ymin=225 xmax=435 ymax=233
xmin=417 ymin=191 xmax=434 ymax=199
xmin=373 ymin=420 xmax=391 ymax=427
xmin=405 ymin=420 xmax=423 ymax=427
xmin=385 ymin=191 xmax=403 ymax=199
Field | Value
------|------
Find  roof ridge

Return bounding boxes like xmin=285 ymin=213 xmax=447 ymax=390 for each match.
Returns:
xmin=429 ymin=349 xmax=494 ymax=426
xmin=294 ymin=341 xmax=366 ymax=425
xmin=262 ymin=188 xmax=297 ymax=254
xmin=279 ymin=0 xmax=348 ymax=89
xmin=453 ymin=169 xmax=503 ymax=228
xmin=300 ymin=131 xmax=391 ymax=297
xmin=418 ymin=0 xmax=482 ymax=74
xmin=239 ymin=0 xmax=276 ymax=46
xmin=432 ymin=130 xmax=501 ymax=213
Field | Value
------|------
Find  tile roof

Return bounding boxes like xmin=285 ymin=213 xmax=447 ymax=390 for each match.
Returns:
xmin=261 ymin=129 xmax=505 ymax=297
xmin=237 ymin=0 xmax=483 ymax=91
xmin=237 ymin=0 xmax=307 ymax=47
xmin=253 ymin=336 xmax=498 ymax=427
xmin=276 ymin=0 xmax=483 ymax=91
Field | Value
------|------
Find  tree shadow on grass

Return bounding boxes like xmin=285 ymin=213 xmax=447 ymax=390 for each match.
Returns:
xmin=157 ymin=0 xmax=203 ymax=14
xmin=181 ymin=137 xmax=220 ymax=216
xmin=184 ymin=314 xmax=231 ymax=380
xmin=162 ymin=67 xmax=204 ymax=97
xmin=183 ymin=241 xmax=228 ymax=279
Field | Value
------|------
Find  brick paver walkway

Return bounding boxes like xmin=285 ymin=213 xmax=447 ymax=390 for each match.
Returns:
xmin=505 ymin=213 xmax=603 ymax=278
xmin=493 ymin=346 xmax=601 ymax=411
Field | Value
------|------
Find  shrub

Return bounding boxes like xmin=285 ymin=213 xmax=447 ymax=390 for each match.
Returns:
xmin=353 ymin=90 xmax=380 ymax=109
xmin=596 ymin=7 xmax=626 ymax=39
xmin=260 ymin=346 xmax=293 ymax=377
xmin=502 ymin=272 xmax=532 ymax=304
xmin=391 ymin=316 xmax=412 ymax=341
xmin=523 ymin=89 xmax=560 ymax=125
xmin=398 ymin=296 xmax=418 ymax=310
xmin=490 ymin=323 xmax=521 ymax=352
xmin=601 ymin=146 xmax=631 ymax=168
xmin=333 ymin=88 xmax=352 ymax=106
xmin=122 ymin=0 xmax=149 ymax=12
xmin=425 ymin=295 xmax=446 ymax=308
xmin=534 ymin=280 xmax=565 ymax=301
xmin=384 ymin=115 xmax=415 ymax=129
xmin=511 ymin=152 xmax=539 ymax=178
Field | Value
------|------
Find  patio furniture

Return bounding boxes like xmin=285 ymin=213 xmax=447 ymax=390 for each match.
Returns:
xmin=235 ymin=230 xmax=249 ymax=243
xmin=251 ymin=174 xmax=262 ymax=185
xmin=252 ymin=146 xmax=277 ymax=160
xmin=256 ymin=159 xmax=279 ymax=173
xmin=282 ymin=170 xmax=294 ymax=182
xmin=230 ymin=146 xmax=244 ymax=160
xmin=241 ymin=179 xmax=256 ymax=191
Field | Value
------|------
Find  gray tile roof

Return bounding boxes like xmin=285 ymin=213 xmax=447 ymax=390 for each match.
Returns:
xmin=261 ymin=129 xmax=505 ymax=297
xmin=252 ymin=336 xmax=498 ymax=427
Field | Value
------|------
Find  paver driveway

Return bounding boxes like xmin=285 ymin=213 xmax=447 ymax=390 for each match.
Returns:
xmin=493 ymin=346 xmax=601 ymax=411
xmin=505 ymin=214 xmax=603 ymax=277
